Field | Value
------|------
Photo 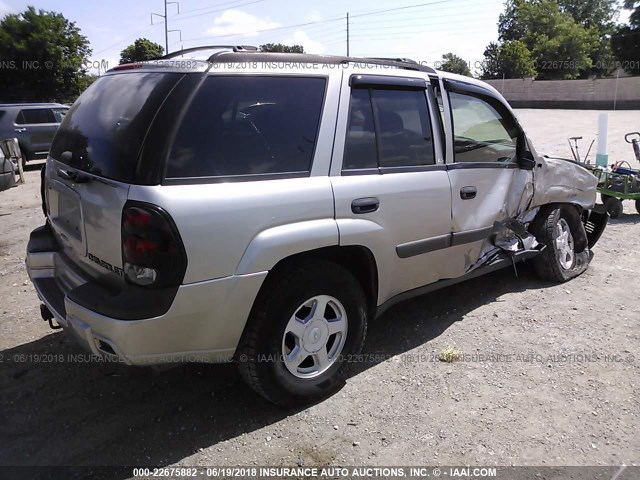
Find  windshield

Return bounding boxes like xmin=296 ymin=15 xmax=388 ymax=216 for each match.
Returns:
xmin=50 ymin=72 xmax=182 ymax=182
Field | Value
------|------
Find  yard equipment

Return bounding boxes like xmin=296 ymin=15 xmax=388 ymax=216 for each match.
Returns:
xmin=590 ymin=132 xmax=640 ymax=218
xmin=568 ymin=136 xmax=595 ymax=163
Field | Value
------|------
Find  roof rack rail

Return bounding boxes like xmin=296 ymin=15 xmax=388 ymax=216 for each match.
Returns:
xmin=354 ymin=57 xmax=435 ymax=74
xmin=365 ymin=57 xmax=418 ymax=64
xmin=161 ymin=45 xmax=258 ymax=59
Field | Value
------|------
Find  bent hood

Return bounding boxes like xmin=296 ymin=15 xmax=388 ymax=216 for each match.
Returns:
xmin=531 ymin=156 xmax=598 ymax=210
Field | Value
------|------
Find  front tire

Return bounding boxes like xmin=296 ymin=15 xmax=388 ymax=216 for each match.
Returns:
xmin=530 ymin=205 xmax=590 ymax=282
xmin=236 ymin=259 xmax=367 ymax=407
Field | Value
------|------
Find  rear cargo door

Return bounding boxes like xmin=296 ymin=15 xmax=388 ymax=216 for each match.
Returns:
xmin=45 ymin=71 xmax=183 ymax=287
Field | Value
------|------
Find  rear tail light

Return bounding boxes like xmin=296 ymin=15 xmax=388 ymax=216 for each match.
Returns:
xmin=121 ymin=202 xmax=187 ymax=288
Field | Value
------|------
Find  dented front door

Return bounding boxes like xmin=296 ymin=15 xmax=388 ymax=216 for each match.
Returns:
xmin=443 ymin=80 xmax=531 ymax=270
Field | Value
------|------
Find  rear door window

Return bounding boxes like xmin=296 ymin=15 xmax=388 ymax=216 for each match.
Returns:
xmin=50 ymin=72 xmax=182 ymax=182
xmin=343 ymin=86 xmax=435 ymax=172
xmin=16 ymin=108 xmax=55 ymax=124
xmin=166 ymin=76 xmax=326 ymax=180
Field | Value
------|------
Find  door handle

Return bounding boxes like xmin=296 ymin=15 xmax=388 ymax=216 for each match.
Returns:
xmin=58 ymin=169 xmax=91 ymax=183
xmin=351 ymin=197 xmax=379 ymax=214
xmin=14 ymin=128 xmax=26 ymax=133
xmin=460 ymin=186 xmax=477 ymax=200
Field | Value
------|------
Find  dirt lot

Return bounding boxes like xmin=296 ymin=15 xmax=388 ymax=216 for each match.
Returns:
xmin=0 ymin=110 xmax=638 ymax=473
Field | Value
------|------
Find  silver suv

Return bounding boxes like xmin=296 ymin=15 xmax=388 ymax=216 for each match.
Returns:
xmin=26 ymin=47 xmax=608 ymax=406
xmin=0 ymin=103 xmax=69 ymax=170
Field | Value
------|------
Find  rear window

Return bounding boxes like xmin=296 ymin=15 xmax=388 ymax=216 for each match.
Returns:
xmin=50 ymin=72 xmax=182 ymax=182
xmin=166 ymin=76 xmax=326 ymax=180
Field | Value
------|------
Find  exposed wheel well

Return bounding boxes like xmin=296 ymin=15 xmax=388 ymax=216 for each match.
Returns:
xmin=530 ymin=203 xmax=588 ymax=253
xmin=266 ymin=246 xmax=379 ymax=316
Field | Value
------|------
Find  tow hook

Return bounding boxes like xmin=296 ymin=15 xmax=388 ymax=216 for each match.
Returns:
xmin=40 ymin=304 xmax=62 ymax=330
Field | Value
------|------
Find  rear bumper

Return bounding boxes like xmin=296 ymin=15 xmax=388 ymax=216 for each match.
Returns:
xmin=26 ymin=224 xmax=267 ymax=365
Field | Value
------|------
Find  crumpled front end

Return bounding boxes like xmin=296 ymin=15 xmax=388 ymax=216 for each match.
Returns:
xmin=467 ymin=153 xmax=605 ymax=274
xmin=530 ymin=156 xmax=598 ymax=210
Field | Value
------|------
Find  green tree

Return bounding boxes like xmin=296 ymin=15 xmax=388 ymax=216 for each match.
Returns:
xmin=611 ymin=0 xmax=640 ymax=75
xmin=260 ymin=43 xmax=304 ymax=53
xmin=0 ymin=7 xmax=91 ymax=103
xmin=557 ymin=0 xmax=619 ymax=77
xmin=438 ymin=52 xmax=471 ymax=76
xmin=496 ymin=0 xmax=600 ymax=79
xmin=120 ymin=38 xmax=164 ymax=64
xmin=480 ymin=40 xmax=537 ymax=79
xmin=557 ymin=0 xmax=619 ymax=30
xmin=623 ymin=0 xmax=640 ymax=28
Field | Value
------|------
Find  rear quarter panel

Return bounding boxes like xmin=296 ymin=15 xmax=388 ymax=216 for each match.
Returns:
xmin=128 ymin=177 xmax=337 ymax=283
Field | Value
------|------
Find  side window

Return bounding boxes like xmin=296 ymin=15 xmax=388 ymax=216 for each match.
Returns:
xmin=52 ymin=108 xmax=68 ymax=123
xmin=16 ymin=108 xmax=55 ymax=125
xmin=449 ymin=91 xmax=519 ymax=163
xmin=431 ymin=80 xmax=446 ymax=151
xmin=343 ymin=89 xmax=377 ymax=170
xmin=343 ymin=86 xmax=435 ymax=171
xmin=167 ymin=76 xmax=326 ymax=179
xmin=373 ymin=89 xmax=434 ymax=168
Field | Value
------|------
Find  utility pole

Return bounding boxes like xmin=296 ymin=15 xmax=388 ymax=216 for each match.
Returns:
xmin=151 ymin=0 xmax=180 ymax=55
xmin=346 ymin=12 xmax=350 ymax=57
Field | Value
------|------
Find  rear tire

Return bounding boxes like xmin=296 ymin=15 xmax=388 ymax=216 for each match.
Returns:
xmin=530 ymin=205 xmax=590 ymax=283
xmin=236 ymin=259 xmax=368 ymax=407
xmin=604 ymin=197 xmax=623 ymax=219
xmin=600 ymin=193 xmax=612 ymax=204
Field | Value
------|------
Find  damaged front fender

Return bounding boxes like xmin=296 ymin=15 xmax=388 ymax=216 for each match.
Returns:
xmin=530 ymin=156 xmax=598 ymax=210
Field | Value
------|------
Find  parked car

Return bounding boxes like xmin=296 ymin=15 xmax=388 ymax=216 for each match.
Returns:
xmin=0 ymin=141 xmax=16 ymax=192
xmin=26 ymin=47 xmax=608 ymax=406
xmin=0 ymin=103 xmax=69 ymax=170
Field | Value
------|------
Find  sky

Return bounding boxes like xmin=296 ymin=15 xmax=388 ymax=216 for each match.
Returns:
xmin=0 ymin=0 xmax=633 ymax=75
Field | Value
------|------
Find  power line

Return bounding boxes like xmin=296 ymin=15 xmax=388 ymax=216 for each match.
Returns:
xmin=171 ymin=0 xmax=265 ymax=24
xmin=177 ymin=0 xmax=261 ymax=16
xmin=181 ymin=0 xmax=473 ymax=43
xmin=96 ymin=0 xmax=490 ymax=58
xmin=181 ymin=16 xmax=345 ymax=43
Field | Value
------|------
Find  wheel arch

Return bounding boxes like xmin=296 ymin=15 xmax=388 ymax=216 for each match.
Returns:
xmin=529 ymin=202 xmax=588 ymax=253
xmin=257 ymin=245 xmax=379 ymax=318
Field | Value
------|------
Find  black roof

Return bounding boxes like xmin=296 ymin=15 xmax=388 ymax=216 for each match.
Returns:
xmin=160 ymin=45 xmax=436 ymax=75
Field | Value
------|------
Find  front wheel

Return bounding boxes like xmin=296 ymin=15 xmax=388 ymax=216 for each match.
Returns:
xmin=236 ymin=259 xmax=367 ymax=406
xmin=530 ymin=205 xmax=590 ymax=282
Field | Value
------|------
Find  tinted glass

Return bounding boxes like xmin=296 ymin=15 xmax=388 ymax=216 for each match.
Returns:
xmin=372 ymin=89 xmax=434 ymax=167
xmin=449 ymin=91 xmax=519 ymax=163
xmin=52 ymin=107 xmax=68 ymax=123
xmin=343 ymin=89 xmax=377 ymax=170
xmin=50 ymin=72 xmax=182 ymax=182
xmin=167 ymin=76 xmax=326 ymax=178
xmin=18 ymin=108 xmax=54 ymax=124
xmin=0 ymin=110 xmax=5 ymax=121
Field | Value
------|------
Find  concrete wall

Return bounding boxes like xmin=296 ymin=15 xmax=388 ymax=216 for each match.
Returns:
xmin=484 ymin=77 xmax=640 ymax=110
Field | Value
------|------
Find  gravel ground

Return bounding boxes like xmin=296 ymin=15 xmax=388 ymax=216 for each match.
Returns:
xmin=0 ymin=110 xmax=638 ymax=473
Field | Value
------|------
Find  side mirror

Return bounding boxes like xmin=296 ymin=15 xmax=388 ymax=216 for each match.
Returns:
xmin=519 ymin=150 xmax=537 ymax=170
